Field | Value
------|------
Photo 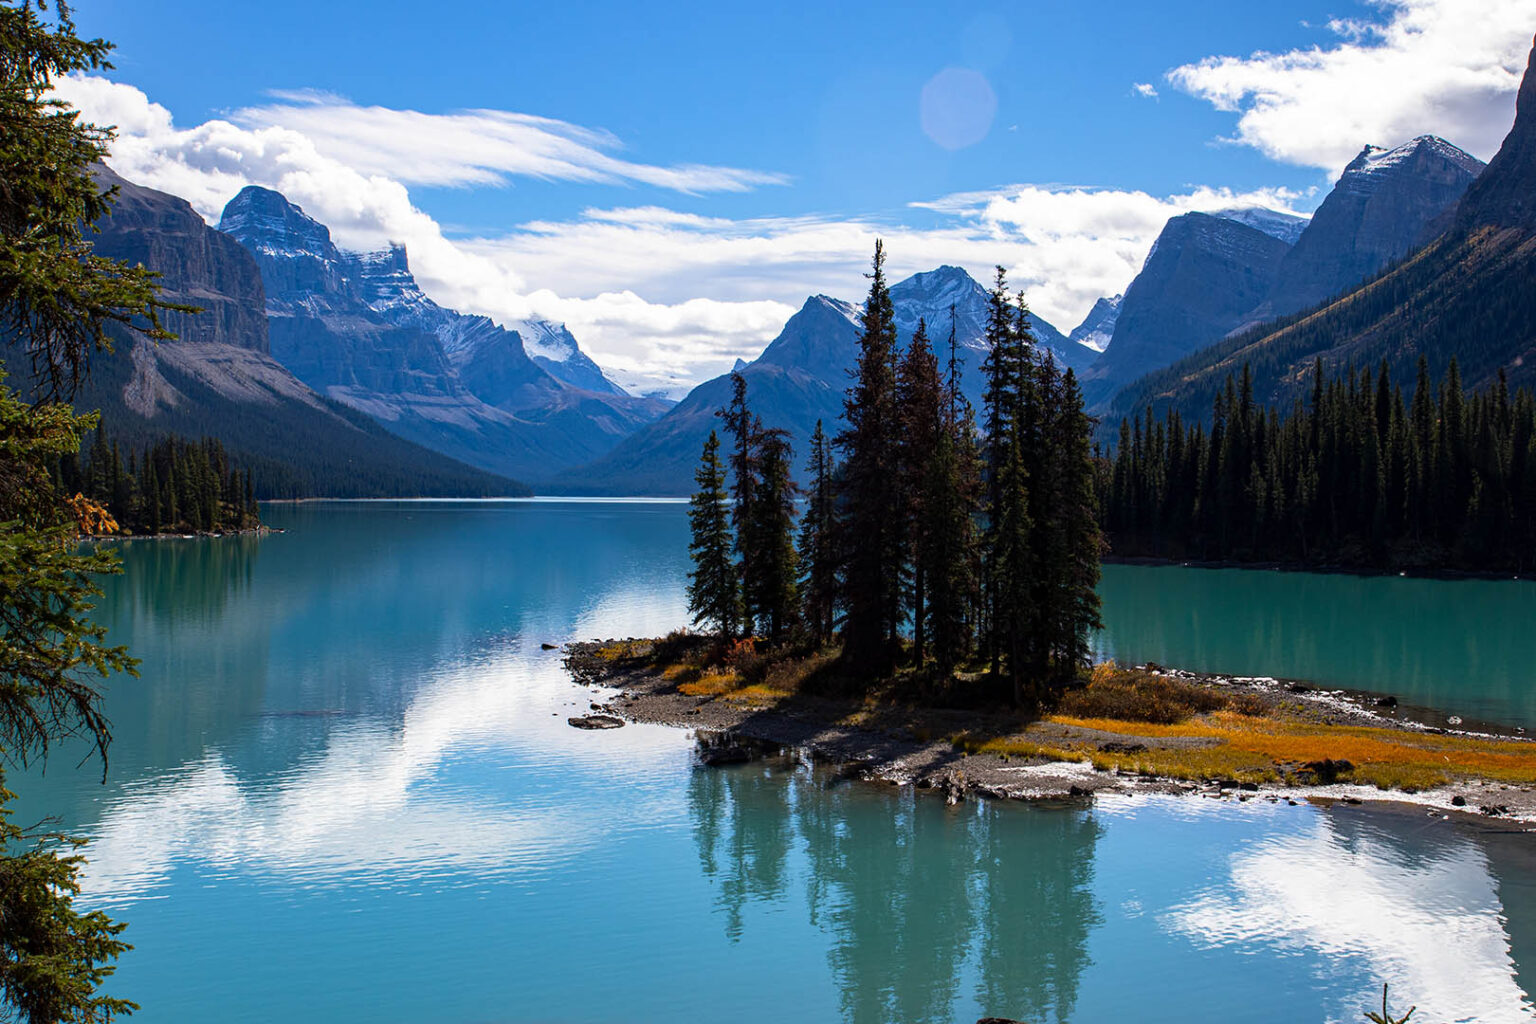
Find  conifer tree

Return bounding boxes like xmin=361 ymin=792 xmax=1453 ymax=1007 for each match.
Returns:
xmin=834 ymin=240 xmax=904 ymax=676
xmin=797 ymin=420 xmax=837 ymax=646
xmin=896 ymin=318 xmax=945 ymax=665
xmin=687 ymin=431 xmax=738 ymax=639
xmin=743 ymin=424 xmax=798 ymax=641
xmin=921 ymin=311 xmax=983 ymax=673
xmin=718 ymin=372 xmax=757 ymax=630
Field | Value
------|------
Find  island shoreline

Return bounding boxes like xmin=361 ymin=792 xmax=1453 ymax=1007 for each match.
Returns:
xmin=563 ymin=641 xmax=1536 ymax=831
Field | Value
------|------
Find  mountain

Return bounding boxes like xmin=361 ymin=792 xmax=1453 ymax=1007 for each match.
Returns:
xmin=1105 ymin=35 xmax=1536 ymax=431
xmin=1069 ymin=295 xmax=1121 ymax=353
xmin=1080 ymin=211 xmax=1301 ymax=406
xmin=344 ymin=242 xmax=669 ymax=445
xmin=218 ymin=188 xmax=667 ymax=483
xmin=1261 ymin=136 xmax=1484 ymax=319
xmin=553 ymin=265 xmax=1082 ymax=495
xmin=511 ymin=319 xmax=627 ymax=395
xmin=63 ymin=165 xmax=526 ymax=498
xmin=889 ymin=265 xmax=1097 ymax=381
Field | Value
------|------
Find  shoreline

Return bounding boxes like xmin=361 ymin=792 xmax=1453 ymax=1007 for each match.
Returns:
xmin=563 ymin=642 xmax=1536 ymax=831
xmin=1103 ymin=553 xmax=1534 ymax=582
xmin=82 ymin=524 xmax=281 ymax=542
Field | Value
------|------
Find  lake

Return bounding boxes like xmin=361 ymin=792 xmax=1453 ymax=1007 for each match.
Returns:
xmin=20 ymin=499 xmax=1536 ymax=1022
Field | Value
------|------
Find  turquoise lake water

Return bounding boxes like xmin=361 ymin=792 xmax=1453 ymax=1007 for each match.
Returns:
xmin=18 ymin=499 xmax=1536 ymax=1022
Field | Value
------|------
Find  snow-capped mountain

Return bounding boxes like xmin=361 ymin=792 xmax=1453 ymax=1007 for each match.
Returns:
xmin=556 ymin=265 xmax=1090 ymax=495
xmin=889 ymin=265 xmax=1097 ymax=376
xmin=1068 ymin=294 xmax=1121 ymax=353
xmin=506 ymin=319 xmax=625 ymax=396
xmin=1262 ymin=135 xmax=1485 ymax=319
xmin=217 ymin=187 xmax=668 ymax=482
xmin=81 ymin=165 xmax=522 ymax=496
xmin=1209 ymin=207 xmax=1309 ymax=246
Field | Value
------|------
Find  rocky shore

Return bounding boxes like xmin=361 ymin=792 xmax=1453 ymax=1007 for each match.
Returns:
xmin=563 ymin=641 xmax=1536 ymax=830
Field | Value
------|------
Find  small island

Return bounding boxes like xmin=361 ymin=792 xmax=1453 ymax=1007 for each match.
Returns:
xmin=566 ymin=636 xmax=1536 ymax=823
xmin=562 ymin=242 xmax=1536 ymax=829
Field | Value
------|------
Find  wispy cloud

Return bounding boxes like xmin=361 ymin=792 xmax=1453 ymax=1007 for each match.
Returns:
xmin=1168 ymin=0 xmax=1536 ymax=170
xmin=1133 ymin=82 xmax=1159 ymax=99
xmin=232 ymin=93 xmax=789 ymax=194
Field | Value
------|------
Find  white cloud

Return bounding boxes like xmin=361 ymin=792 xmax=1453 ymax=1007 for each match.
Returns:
xmin=1169 ymin=0 xmax=1536 ymax=170
xmin=1133 ymin=82 xmax=1160 ymax=99
xmin=53 ymin=74 xmax=1306 ymax=393
xmin=232 ymin=92 xmax=788 ymax=194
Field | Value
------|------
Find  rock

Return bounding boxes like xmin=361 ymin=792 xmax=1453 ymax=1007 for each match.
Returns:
xmin=1100 ymin=741 xmax=1147 ymax=754
xmin=700 ymin=747 xmax=752 ymax=767
xmin=1447 ymin=715 xmax=1464 ymax=726
xmin=1239 ymin=782 xmax=1260 ymax=792
xmin=1452 ymin=795 xmax=1468 ymax=807
xmin=541 ymin=642 xmax=559 ymax=650
xmin=1375 ymin=695 xmax=1399 ymax=708
xmin=567 ymin=715 xmax=624 ymax=730
xmin=1481 ymin=804 xmax=1510 ymax=817
xmin=1067 ymin=785 xmax=1092 ymax=797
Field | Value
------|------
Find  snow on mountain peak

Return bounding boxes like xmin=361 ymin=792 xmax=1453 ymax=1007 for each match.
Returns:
xmin=1210 ymin=207 xmax=1310 ymax=245
xmin=1346 ymin=135 xmax=1485 ymax=181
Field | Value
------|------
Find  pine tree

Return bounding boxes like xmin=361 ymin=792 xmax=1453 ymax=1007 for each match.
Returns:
xmin=925 ymin=311 xmax=982 ymax=673
xmin=744 ymin=424 xmax=798 ymax=641
xmin=797 ymin=420 xmax=837 ymax=646
xmin=718 ymin=372 xmax=756 ymax=630
xmin=896 ymin=318 xmax=945 ymax=665
xmin=687 ymin=431 xmax=738 ymax=639
xmin=834 ymin=240 xmax=904 ymax=677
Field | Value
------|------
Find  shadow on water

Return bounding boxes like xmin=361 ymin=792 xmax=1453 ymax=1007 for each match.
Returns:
xmin=689 ymin=747 xmax=1101 ymax=1024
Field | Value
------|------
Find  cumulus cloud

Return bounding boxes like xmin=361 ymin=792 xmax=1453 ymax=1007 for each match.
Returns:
xmin=1133 ymin=82 xmax=1160 ymax=99
xmin=1168 ymin=0 xmax=1536 ymax=170
xmin=52 ymin=74 xmax=1306 ymax=394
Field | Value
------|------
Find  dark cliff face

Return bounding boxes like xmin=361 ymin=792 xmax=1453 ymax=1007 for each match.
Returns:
xmin=91 ymin=164 xmax=270 ymax=352
xmin=1459 ymin=36 xmax=1536 ymax=231
xmin=218 ymin=188 xmax=465 ymax=400
xmin=1103 ymin=38 xmax=1536 ymax=434
xmin=1083 ymin=213 xmax=1293 ymax=406
xmin=1268 ymin=136 xmax=1484 ymax=317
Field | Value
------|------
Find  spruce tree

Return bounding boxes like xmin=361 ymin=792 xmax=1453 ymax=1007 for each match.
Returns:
xmin=744 ymin=424 xmax=798 ymax=641
xmin=797 ymin=420 xmax=837 ymax=646
xmin=687 ymin=431 xmax=738 ymax=639
xmin=834 ymin=240 xmax=904 ymax=677
xmin=896 ymin=318 xmax=944 ymax=665
xmin=718 ymin=372 xmax=756 ymax=631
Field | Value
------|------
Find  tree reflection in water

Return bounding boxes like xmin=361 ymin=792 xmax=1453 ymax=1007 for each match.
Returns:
xmin=689 ymin=747 xmax=1101 ymax=1024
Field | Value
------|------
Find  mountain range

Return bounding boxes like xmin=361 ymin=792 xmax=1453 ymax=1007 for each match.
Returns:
xmin=72 ymin=164 xmax=525 ymax=498
xmin=46 ymin=35 xmax=1536 ymax=498
xmin=217 ymin=187 xmax=669 ymax=484
xmin=551 ymin=265 xmax=1098 ymax=495
xmin=1104 ymin=35 xmax=1536 ymax=431
xmin=1080 ymin=134 xmax=1485 ymax=409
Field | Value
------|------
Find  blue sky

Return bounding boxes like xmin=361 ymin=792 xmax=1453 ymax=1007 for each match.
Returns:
xmin=62 ymin=0 xmax=1536 ymax=393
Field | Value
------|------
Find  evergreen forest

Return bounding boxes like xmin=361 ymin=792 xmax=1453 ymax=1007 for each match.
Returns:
xmin=1103 ymin=357 xmax=1536 ymax=571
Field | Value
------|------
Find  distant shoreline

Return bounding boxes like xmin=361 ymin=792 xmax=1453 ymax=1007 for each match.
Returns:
xmin=1103 ymin=553 xmax=1535 ymax=583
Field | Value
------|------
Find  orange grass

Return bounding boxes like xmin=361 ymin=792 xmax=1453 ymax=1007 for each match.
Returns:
xmin=1031 ymin=711 xmax=1536 ymax=790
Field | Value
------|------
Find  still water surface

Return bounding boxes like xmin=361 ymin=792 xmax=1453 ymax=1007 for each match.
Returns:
xmin=19 ymin=500 xmax=1536 ymax=1022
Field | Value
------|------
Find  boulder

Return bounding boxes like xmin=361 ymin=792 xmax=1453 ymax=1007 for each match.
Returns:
xmin=567 ymin=715 xmax=624 ymax=730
